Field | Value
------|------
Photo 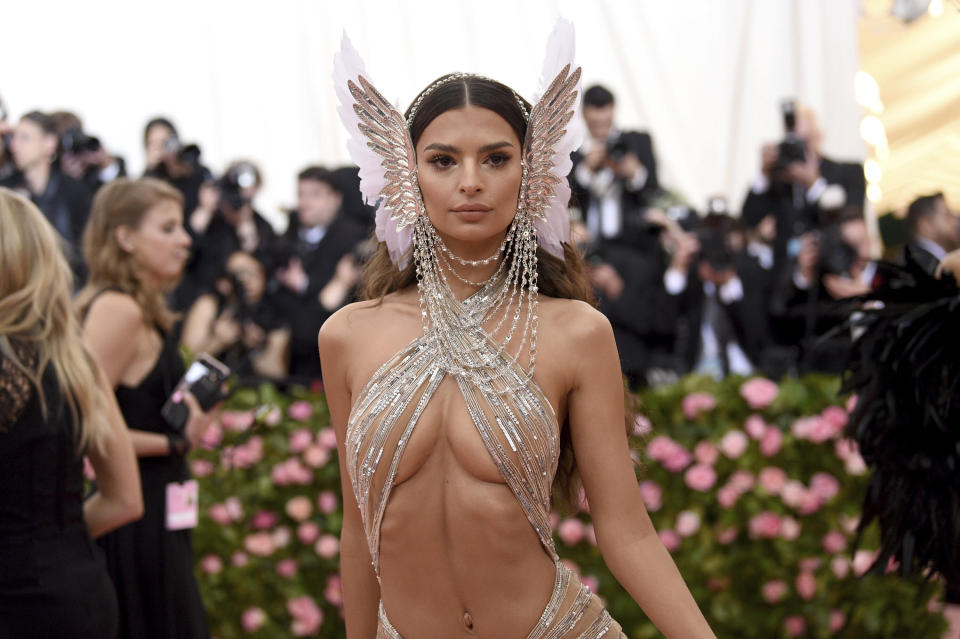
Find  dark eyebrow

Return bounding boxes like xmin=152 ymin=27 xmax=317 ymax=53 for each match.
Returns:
xmin=422 ymin=141 xmax=515 ymax=154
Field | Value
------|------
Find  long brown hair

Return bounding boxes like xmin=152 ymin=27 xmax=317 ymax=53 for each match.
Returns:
xmin=75 ymin=177 xmax=183 ymax=331
xmin=0 ymin=188 xmax=112 ymax=451
xmin=358 ymin=74 xmax=630 ymax=511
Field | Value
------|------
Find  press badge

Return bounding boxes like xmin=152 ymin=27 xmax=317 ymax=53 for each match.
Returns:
xmin=165 ymin=480 xmax=199 ymax=530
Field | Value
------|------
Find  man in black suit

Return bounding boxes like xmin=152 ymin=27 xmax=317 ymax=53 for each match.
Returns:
xmin=741 ymin=104 xmax=865 ymax=274
xmin=571 ymin=85 xmax=660 ymax=246
xmin=903 ymin=192 xmax=960 ymax=276
xmin=274 ymin=166 xmax=367 ymax=380
xmin=1 ymin=110 xmax=92 ymax=283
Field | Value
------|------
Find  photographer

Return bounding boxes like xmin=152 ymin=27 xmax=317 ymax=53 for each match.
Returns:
xmin=571 ymin=84 xmax=660 ymax=246
xmin=142 ymin=116 xmax=212 ymax=217
xmin=770 ymin=210 xmax=875 ymax=374
xmin=182 ymin=251 xmax=290 ymax=383
xmin=903 ymin=192 xmax=960 ymax=276
xmin=274 ymin=166 xmax=367 ymax=380
xmin=0 ymin=110 xmax=92 ymax=283
xmin=175 ymin=160 xmax=276 ymax=311
xmin=741 ymin=102 xmax=865 ymax=273
xmin=54 ymin=113 xmax=126 ymax=193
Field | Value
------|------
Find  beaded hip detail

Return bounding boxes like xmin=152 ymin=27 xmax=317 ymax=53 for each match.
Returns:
xmin=345 ymin=330 xmax=560 ymax=577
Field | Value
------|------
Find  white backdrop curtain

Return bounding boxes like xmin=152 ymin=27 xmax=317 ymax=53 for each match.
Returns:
xmin=1 ymin=0 xmax=864 ymax=227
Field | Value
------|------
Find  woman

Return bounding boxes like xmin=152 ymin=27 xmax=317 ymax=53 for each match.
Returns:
xmin=76 ymin=177 xmax=214 ymax=639
xmin=319 ymin=25 xmax=715 ymax=639
xmin=0 ymin=188 xmax=142 ymax=638
xmin=182 ymin=250 xmax=290 ymax=382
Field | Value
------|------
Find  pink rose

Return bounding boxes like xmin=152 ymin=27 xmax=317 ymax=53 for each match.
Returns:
xmin=693 ymin=441 xmax=719 ymax=466
xmin=781 ymin=480 xmax=806 ymax=509
xmin=315 ymin=534 xmax=340 ymax=559
xmin=288 ymin=400 xmax=313 ymax=422
xmin=798 ymin=557 xmax=821 ymax=573
xmin=577 ymin=486 xmax=590 ymax=512
xmin=231 ymin=551 xmax=249 ymax=567
xmin=845 ymin=393 xmax=859 ymax=414
xmin=244 ymin=532 xmax=275 ymax=557
xmin=225 ymin=497 xmax=244 ymax=522
xmin=662 ymin=448 xmax=693 ymax=473
xmin=729 ymin=470 xmax=755 ymax=492
xmin=208 ymin=503 xmax=232 ymax=526
xmin=271 ymin=463 xmax=290 ymax=486
xmin=585 ymin=524 xmax=597 ymax=546
xmin=744 ymin=414 xmax=767 ymax=440
xmin=232 ymin=436 xmax=264 ymax=469
xmin=324 ymin=574 xmax=343 ymax=607
xmin=558 ymin=518 xmax=586 ymax=546
xmin=853 ymin=550 xmax=877 ymax=576
xmin=298 ymin=522 xmax=321 ymax=545
xmin=221 ymin=410 xmax=254 ymax=432
xmin=720 ymin=430 xmax=749 ymax=459
xmin=82 ymin=456 xmax=96 ymax=481
xmin=191 ymin=459 xmax=214 ymax=477
xmin=790 ymin=417 xmax=815 ymax=440
xmin=252 ymin=510 xmax=278 ymax=530
xmin=759 ymin=426 xmax=783 ymax=457
xmin=831 ymin=557 xmax=850 ymax=579
xmin=286 ymin=496 xmax=313 ymax=522
xmin=658 ymin=529 xmax=681 ymax=552
xmin=822 ymin=405 xmax=849 ymax=430
xmin=717 ymin=485 xmax=740 ymax=509
xmin=201 ymin=422 xmax=223 ymax=449
xmin=289 ymin=428 xmax=313 ymax=454
xmin=684 ymin=464 xmax=717 ymax=492
xmin=748 ymin=511 xmax=782 ymax=539
xmin=263 ymin=405 xmax=282 ymax=427
xmin=761 ymin=579 xmax=787 ymax=603
xmin=303 ymin=445 xmax=331 ymax=468
xmin=287 ymin=596 xmax=323 ymax=636
xmin=835 ymin=438 xmax=855 ymax=460
xmin=845 ymin=450 xmax=867 ymax=475
xmin=807 ymin=417 xmax=837 ymax=443
xmin=675 ymin=510 xmax=701 ymax=537
xmin=272 ymin=526 xmax=292 ymax=548
xmin=581 ymin=574 xmax=600 ymax=593
xmin=841 ymin=515 xmax=860 ymax=534
xmin=639 ymin=481 xmax=662 ymax=512
xmin=822 ymin=530 xmax=847 ymax=554
xmin=682 ymin=392 xmax=717 ymax=419
xmin=317 ymin=490 xmax=339 ymax=514
xmin=633 ymin=414 xmax=652 ymax=437
xmin=316 ymin=427 xmax=338 ymax=450
xmin=829 ymin=610 xmax=846 ymax=632
xmin=646 ymin=436 xmax=677 ymax=462
xmin=242 ymin=607 xmax=267 ymax=632
xmin=276 ymin=558 xmax=299 ymax=579
xmin=200 ymin=554 xmax=222 ymax=575
xmin=781 ymin=516 xmax=801 ymax=541
xmin=798 ymin=491 xmax=823 ymax=515
xmin=758 ymin=467 xmax=787 ymax=495
xmin=784 ymin=615 xmax=806 ymax=637
xmin=810 ymin=472 xmax=841 ymax=502
xmin=740 ymin=377 xmax=779 ymax=409
xmin=716 ymin=526 xmax=738 ymax=544
xmin=795 ymin=572 xmax=816 ymax=600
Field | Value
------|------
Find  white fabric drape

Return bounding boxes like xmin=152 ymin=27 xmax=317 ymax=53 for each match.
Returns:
xmin=1 ymin=0 xmax=863 ymax=227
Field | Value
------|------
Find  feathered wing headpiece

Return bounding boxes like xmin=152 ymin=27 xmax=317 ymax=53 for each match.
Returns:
xmin=333 ymin=19 xmax=583 ymax=268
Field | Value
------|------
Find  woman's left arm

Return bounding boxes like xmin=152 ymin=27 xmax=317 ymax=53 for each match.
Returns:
xmin=566 ymin=308 xmax=715 ymax=639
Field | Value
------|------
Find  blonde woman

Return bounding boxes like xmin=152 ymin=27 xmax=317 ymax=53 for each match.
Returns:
xmin=76 ymin=178 xmax=214 ymax=639
xmin=0 ymin=188 xmax=142 ymax=638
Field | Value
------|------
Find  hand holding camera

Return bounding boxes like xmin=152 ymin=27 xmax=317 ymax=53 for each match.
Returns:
xmin=160 ymin=354 xmax=231 ymax=450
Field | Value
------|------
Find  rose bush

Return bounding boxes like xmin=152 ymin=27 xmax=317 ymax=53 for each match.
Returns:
xmin=193 ymin=376 xmax=946 ymax=638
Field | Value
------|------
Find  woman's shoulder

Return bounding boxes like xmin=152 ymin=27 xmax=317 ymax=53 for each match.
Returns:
xmin=84 ymin=289 xmax=144 ymax=328
xmin=539 ymin=296 xmax=612 ymax=340
xmin=318 ymin=290 xmax=419 ymax=349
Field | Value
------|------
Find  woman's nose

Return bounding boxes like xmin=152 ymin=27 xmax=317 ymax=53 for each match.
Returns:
xmin=458 ymin=163 xmax=483 ymax=195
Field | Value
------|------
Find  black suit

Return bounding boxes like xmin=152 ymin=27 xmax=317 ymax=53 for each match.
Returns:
xmin=741 ymin=156 xmax=865 ymax=272
xmin=902 ymin=240 xmax=944 ymax=278
xmin=275 ymin=213 xmax=368 ymax=380
xmin=570 ymin=131 xmax=660 ymax=244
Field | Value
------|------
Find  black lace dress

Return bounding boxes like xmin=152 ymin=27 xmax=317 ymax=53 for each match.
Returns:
xmin=96 ymin=329 xmax=209 ymax=639
xmin=0 ymin=342 xmax=118 ymax=639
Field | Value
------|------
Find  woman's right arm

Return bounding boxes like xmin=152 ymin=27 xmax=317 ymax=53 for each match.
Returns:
xmin=318 ymin=308 xmax=380 ymax=639
xmin=83 ymin=366 xmax=144 ymax=537
xmin=82 ymin=292 xmax=174 ymax=457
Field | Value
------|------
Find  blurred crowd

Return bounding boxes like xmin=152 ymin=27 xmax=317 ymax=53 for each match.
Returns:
xmin=1 ymin=86 xmax=956 ymax=389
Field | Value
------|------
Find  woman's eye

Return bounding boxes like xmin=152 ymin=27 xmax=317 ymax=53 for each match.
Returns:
xmin=428 ymin=154 xmax=455 ymax=169
xmin=486 ymin=153 xmax=511 ymax=168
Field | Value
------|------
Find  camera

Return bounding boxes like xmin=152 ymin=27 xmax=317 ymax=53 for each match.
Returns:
xmin=816 ymin=225 xmax=857 ymax=277
xmin=60 ymin=126 xmax=102 ymax=155
xmin=777 ymin=100 xmax=807 ymax=168
xmin=606 ymin=136 xmax=630 ymax=163
xmin=163 ymin=132 xmax=202 ymax=167
xmin=218 ymin=162 xmax=258 ymax=210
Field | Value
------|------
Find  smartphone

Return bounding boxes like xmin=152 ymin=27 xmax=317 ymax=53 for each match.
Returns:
xmin=160 ymin=354 xmax=231 ymax=431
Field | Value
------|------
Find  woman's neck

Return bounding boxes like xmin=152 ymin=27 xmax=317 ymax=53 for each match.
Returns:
xmin=434 ymin=232 xmax=507 ymax=301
